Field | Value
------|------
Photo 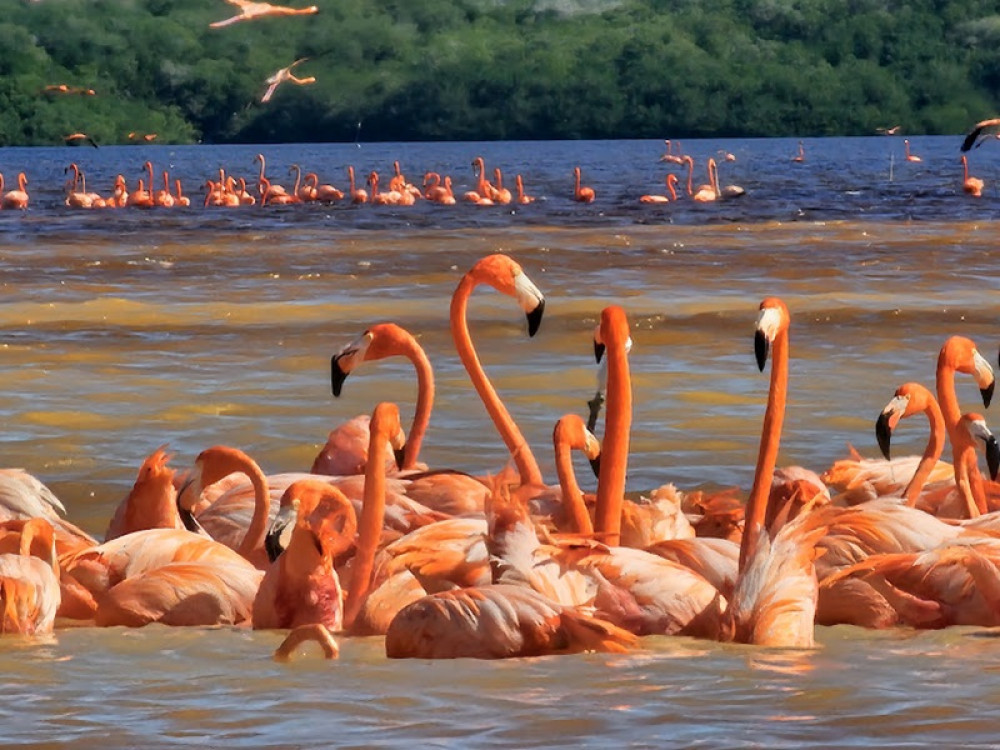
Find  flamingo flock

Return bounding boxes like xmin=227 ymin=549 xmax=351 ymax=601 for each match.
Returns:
xmin=4 ymin=247 xmax=1000 ymax=663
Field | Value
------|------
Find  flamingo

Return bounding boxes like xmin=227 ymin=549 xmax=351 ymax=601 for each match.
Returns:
xmin=255 ymin=153 xmax=288 ymax=200
xmin=273 ymin=623 xmax=340 ymax=660
xmin=465 ymin=156 xmax=495 ymax=204
xmin=154 ymin=170 xmax=175 ymax=207
xmin=105 ymin=447 xmax=187 ymax=541
xmin=572 ymin=166 xmax=595 ymax=203
xmin=347 ymin=166 xmax=368 ymax=204
xmin=692 ymin=158 xmax=718 ymax=202
xmin=719 ymin=298 xmax=827 ymax=647
xmin=961 ymin=155 xmax=984 ymax=196
xmin=252 ymin=478 xmax=358 ymax=631
xmin=791 ymin=140 xmax=805 ymax=162
xmin=210 ymin=0 xmax=319 ymax=27
xmin=640 ymin=173 xmax=679 ymax=203
xmin=659 ymin=139 xmax=684 ymax=164
xmin=260 ymin=176 xmax=297 ymax=205
xmin=1 ymin=172 xmax=29 ymax=209
xmin=367 ymin=171 xmax=401 ymax=205
xmin=961 ymin=116 xmax=1000 ymax=152
xmin=0 ymin=518 xmax=60 ymax=635
xmin=63 ymin=163 xmax=94 ymax=208
xmin=549 ymin=414 xmax=599 ymax=534
xmin=110 ymin=174 xmax=129 ymax=207
xmin=904 ymin=139 xmax=922 ymax=162
xmin=450 ymin=254 xmax=546 ymax=487
xmin=514 ymin=174 xmax=534 ymax=204
xmin=260 ymin=58 xmax=316 ymax=103
xmin=290 ymin=164 xmax=314 ymax=201
xmin=174 ymin=179 xmax=191 ymax=207
xmin=422 ymin=172 xmax=449 ymax=202
xmin=492 ymin=168 xmax=512 ymax=204
xmin=307 ymin=173 xmax=343 ymax=202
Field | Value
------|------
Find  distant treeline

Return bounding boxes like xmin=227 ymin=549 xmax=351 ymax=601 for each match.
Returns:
xmin=1 ymin=0 xmax=999 ymax=145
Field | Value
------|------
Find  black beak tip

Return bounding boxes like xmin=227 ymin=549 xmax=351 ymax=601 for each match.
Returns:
xmin=393 ymin=446 xmax=406 ymax=472
xmin=526 ymin=300 xmax=545 ymax=338
xmin=754 ymin=330 xmax=768 ymax=372
xmin=987 ymin=437 xmax=1000 ymax=481
xmin=586 ymin=392 xmax=604 ymax=433
xmin=982 ymin=381 xmax=995 ymax=409
xmin=589 ymin=455 xmax=601 ymax=479
xmin=330 ymin=357 xmax=348 ymax=397
xmin=875 ymin=413 xmax=893 ymax=461
xmin=594 ymin=341 xmax=606 ymax=364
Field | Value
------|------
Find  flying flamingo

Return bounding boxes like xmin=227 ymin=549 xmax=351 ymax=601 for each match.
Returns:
xmin=961 ymin=155 xmax=984 ymax=196
xmin=210 ymin=0 xmax=319 ymax=27
xmin=260 ymin=58 xmax=316 ymax=103
xmin=640 ymin=173 xmax=678 ymax=203
xmin=904 ymin=139 xmax=922 ymax=162
xmin=450 ymin=254 xmax=546 ymax=488
xmin=1 ymin=173 xmax=29 ymax=209
xmin=0 ymin=518 xmax=60 ymax=635
xmin=572 ymin=166 xmax=595 ymax=202
xmin=961 ymin=116 xmax=1000 ymax=151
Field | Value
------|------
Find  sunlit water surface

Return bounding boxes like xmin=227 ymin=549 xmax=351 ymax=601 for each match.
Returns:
xmin=3 ymin=137 xmax=1000 ymax=747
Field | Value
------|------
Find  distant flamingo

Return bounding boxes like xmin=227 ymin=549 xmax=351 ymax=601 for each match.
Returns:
xmin=307 ymin=173 xmax=343 ymax=202
xmin=640 ymin=173 xmax=678 ymax=203
xmin=174 ymin=179 xmax=191 ymax=207
xmin=515 ymin=174 xmax=534 ymax=204
xmin=572 ymin=166 xmax=595 ymax=203
xmin=659 ymin=139 xmax=684 ymax=164
xmin=367 ymin=171 xmax=401 ymax=205
xmin=255 ymin=153 xmax=288 ymax=200
xmin=791 ymin=140 xmax=805 ymax=162
xmin=492 ymin=168 xmax=512 ymax=204
xmin=961 ymin=155 xmax=984 ymax=196
xmin=154 ymin=170 xmax=175 ymax=207
xmin=1 ymin=172 xmax=29 ymax=209
xmin=904 ymin=139 xmax=922 ymax=162
xmin=347 ymin=166 xmax=368 ymax=204
xmin=210 ymin=0 xmax=319 ymax=27
xmin=692 ymin=158 xmax=718 ymax=202
xmin=450 ymin=254 xmax=546 ymax=487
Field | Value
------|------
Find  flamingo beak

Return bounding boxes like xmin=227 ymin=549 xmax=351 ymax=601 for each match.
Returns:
xmin=586 ymin=390 xmax=604 ymax=433
xmin=265 ymin=503 xmax=298 ymax=563
xmin=986 ymin=436 xmax=1000 ymax=481
xmin=526 ymin=300 xmax=544 ymax=338
xmin=754 ymin=330 xmax=769 ymax=371
xmin=875 ymin=412 xmax=893 ymax=460
xmin=594 ymin=341 xmax=606 ymax=363
xmin=589 ymin=453 xmax=601 ymax=479
xmin=330 ymin=355 xmax=349 ymax=397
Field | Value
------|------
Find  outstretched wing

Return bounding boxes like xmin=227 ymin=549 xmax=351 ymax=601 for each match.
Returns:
xmin=961 ymin=117 xmax=1000 ymax=152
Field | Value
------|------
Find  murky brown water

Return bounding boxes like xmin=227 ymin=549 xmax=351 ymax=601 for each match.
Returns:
xmin=3 ymin=138 xmax=1000 ymax=746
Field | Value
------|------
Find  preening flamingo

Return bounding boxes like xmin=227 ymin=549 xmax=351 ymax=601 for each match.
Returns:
xmin=105 ymin=447 xmax=187 ymax=541
xmin=572 ymin=166 xmax=595 ymax=203
xmin=210 ymin=0 xmax=319 ymax=27
xmin=450 ymin=254 xmax=546 ymax=487
xmin=0 ymin=518 xmax=60 ymax=635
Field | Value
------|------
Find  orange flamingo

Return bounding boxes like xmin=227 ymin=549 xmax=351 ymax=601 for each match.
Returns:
xmin=551 ymin=414 xmax=599 ymax=535
xmin=422 ymin=172 xmax=448 ymax=202
xmin=174 ymin=179 xmax=191 ymax=207
xmin=572 ymin=166 xmax=595 ymax=202
xmin=492 ymin=168 xmax=512 ymax=204
xmin=791 ymin=140 xmax=805 ymax=162
xmin=63 ymin=163 xmax=94 ymax=208
xmin=105 ymin=447 xmax=187 ymax=541
xmin=289 ymin=164 xmax=314 ymax=201
xmin=307 ymin=173 xmax=343 ymax=202
xmin=659 ymin=139 xmax=685 ymax=164
xmin=252 ymin=478 xmax=358 ymax=631
xmin=961 ymin=155 xmax=984 ymax=196
xmin=720 ymin=298 xmax=826 ymax=647
xmin=640 ymin=173 xmax=679 ymax=203
xmin=692 ymin=158 xmax=719 ymax=202
xmin=904 ymin=139 xmax=922 ymax=162
xmin=260 ymin=176 xmax=297 ymax=205
xmin=211 ymin=0 xmax=319 ymax=27
xmin=367 ymin=171 xmax=401 ymax=205
xmin=514 ymin=174 xmax=534 ymax=204
xmin=154 ymin=170 xmax=175 ymax=207
xmin=0 ymin=518 xmax=60 ymax=635
xmin=1 ymin=172 xmax=29 ymax=209
xmin=450 ymin=254 xmax=546 ymax=487
xmin=255 ymin=153 xmax=288 ymax=200
xmin=110 ymin=174 xmax=129 ymax=207
xmin=179 ymin=446 xmax=273 ymax=568
xmin=260 ymin=58 xmax=316 ymax=103
xmin=347 ymin=166 xmax=368 ymax=204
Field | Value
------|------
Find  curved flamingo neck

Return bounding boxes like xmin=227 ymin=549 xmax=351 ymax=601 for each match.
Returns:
xmin=594 ymin=316 xmax=631 ymax=546
xmin=343 ymin=410 xmax=391 ymax=630
xmin=953 ymin=425 xmax=987 ymax=517
xmin=740 ymin=326 xmax=788 ymax=570
xmin=554 ymin=421 xmax=595 ymax=535
xmin=450 ymin=275 xmax=543 ymax=487
xmin=901 ymin=392 xmax=945 ymax=505
xmin=399 ymin=340 xmax=433 ymax=470
xmin=936 ymin=355 xmax=964 ymax=470
xmin=236 ymin=458 xmax=271 ymax=557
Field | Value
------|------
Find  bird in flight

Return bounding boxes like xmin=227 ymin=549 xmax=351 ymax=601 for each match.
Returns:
xmin=64 ymin=133 xmax=99 ymax=148
xmin=44 ymin=84 xmax=96 ymax=95
xmin=128 ymin=132 xmax=158 ymax=142
xmin=876 ymin=125 xmax=901 ymax=135
xmin=961 ymin=117 xmax=1000 ymax=152
xmin=210 ymin=0 xmax=319 ymax=27
xmin=261 ymin=58 xmax=316 ymax=103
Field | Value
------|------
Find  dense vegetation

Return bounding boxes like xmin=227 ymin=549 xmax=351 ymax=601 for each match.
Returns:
xmin=1 ymin=0 xmax=999 ymax=145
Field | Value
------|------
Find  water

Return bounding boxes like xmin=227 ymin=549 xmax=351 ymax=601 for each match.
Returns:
xmin=3 ymin=136 xmax=1000 ymax=747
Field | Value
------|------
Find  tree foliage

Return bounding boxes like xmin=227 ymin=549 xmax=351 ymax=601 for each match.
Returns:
xmin=0 ymin=0 xmax=997 ymax=144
